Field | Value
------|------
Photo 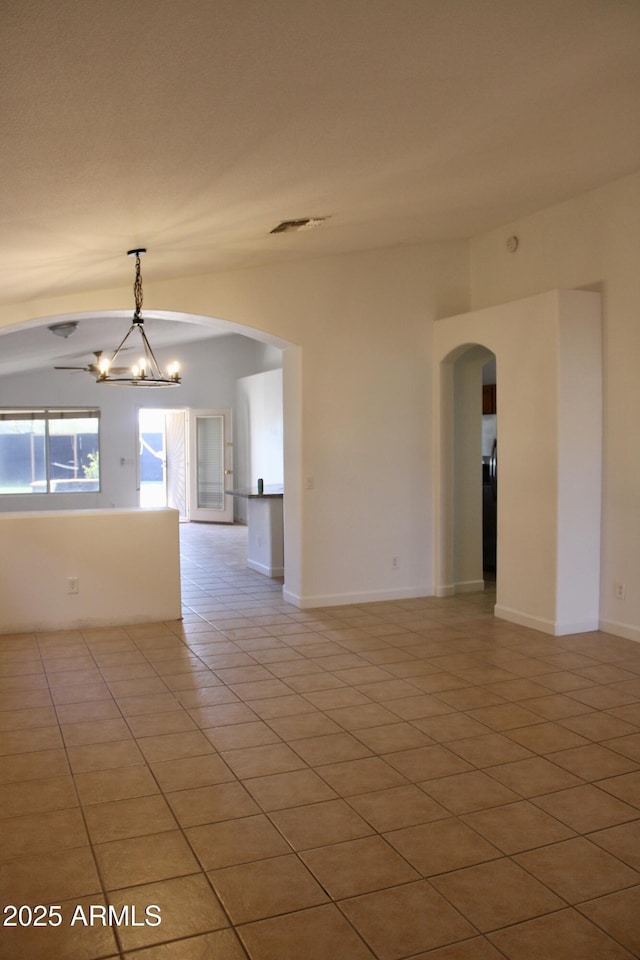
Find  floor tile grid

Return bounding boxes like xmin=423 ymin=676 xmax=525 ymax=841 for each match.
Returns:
xmin=0 ymin=522 xmax=639 ymax=958
xmin=1 ymin=630 xmax=188 ymax=955
xmin=0 ymin=633 xmax=290 ymax=959
xmin=155 ymin=580 xmax=640 ymax=956
xmin=175 ymin=533 xmax=640 ymax=958
xmin=148 ymin=524 xmax=640 ymax=957
xmin=0 ymin=561 xmax=258 ymax=960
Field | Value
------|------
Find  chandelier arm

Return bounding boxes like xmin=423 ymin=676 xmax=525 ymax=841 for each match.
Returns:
xmin=108 ymin=324 xmax=138 ymax=366
xmin=137 ymin=323 xmax=164 ymax=376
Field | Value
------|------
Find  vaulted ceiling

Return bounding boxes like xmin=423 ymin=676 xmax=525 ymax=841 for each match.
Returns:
xmin=1 ymin=0 xmax=639 ymax=373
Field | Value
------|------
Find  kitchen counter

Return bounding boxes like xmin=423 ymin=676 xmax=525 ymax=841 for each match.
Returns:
xmin=225 ymin=486 xmax=284 ymax=577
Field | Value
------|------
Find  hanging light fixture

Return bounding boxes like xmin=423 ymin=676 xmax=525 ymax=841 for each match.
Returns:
xmin=48 ymin=320 xmax=79 ymax=339
xmin=97 ymin=249 xmax=181 ymax=386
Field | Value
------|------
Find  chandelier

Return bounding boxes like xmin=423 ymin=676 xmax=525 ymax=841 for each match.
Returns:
xmin=97 ymin=249 xmax=181 ymax=386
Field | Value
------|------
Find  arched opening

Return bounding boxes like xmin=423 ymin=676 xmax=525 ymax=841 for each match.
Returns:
xmin=0 ymin=309 xmax=303 ymax=603
xmin=435 ymin=342 xmax=495 ymax=597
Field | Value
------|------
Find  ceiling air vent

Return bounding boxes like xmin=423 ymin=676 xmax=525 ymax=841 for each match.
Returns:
xmin=270 ymin=217 xmax=327 ymax=234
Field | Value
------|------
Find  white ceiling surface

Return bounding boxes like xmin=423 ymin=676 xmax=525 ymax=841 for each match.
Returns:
xmin=1 ymin=0 xmax=639 ymax=376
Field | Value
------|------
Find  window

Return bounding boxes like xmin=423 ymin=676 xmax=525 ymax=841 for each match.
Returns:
xmin=0 ymin=408 xmax=100 ymax=494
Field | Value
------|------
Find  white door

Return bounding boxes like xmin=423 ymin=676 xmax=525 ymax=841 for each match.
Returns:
xmin=188 ymin=409 xmax=233 ymax=522
xmin=165 ymin=411 xmax=188 ymax=520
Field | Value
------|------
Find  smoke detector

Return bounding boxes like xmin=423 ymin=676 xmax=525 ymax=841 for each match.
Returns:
xmin=270 ymin=217 xmax=327 ymax=234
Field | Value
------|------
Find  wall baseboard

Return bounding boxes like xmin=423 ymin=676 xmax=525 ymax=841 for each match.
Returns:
xmin=280 ymin=591 xmax=639 ymax=645
xmin=435 ymin=581 xmax=488 ymax=597
xmin=435 ymin=584 xmax=455 ymax=598
xmin=599 ymin=618 xmax=640 ymax=644
xmin=247 ymin=559 xmax=284 ymax=577
xmin=283 ymin=584 xmax=433 ymax=610
xmin=495 ymin=604 xmax=599 ymax=637
xmin=455 ymin=579 xmax=485 ymax=594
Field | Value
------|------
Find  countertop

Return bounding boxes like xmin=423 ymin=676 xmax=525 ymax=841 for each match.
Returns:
xmin=225 ymin=485 xmax=284 ymax=499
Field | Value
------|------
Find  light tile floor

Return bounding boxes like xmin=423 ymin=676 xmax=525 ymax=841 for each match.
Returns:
xmin=1 ymin=522 xmax=639 ymax=959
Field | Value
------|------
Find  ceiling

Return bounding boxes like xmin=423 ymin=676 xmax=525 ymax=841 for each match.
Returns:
xmin=1 ymin=0 xmax=639 ymax=375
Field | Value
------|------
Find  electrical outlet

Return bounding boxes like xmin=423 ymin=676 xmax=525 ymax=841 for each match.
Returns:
xmin=392 ymin=556 xmax=400 ymax=569
xmin=614 ymin=581 xmax=626 ymax=600
xmin=67 ymin=577 xmax=79 ymax=595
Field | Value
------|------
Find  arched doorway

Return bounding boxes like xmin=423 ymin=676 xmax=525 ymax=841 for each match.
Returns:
xmin=448 ymin=344 xmax=496 ymax=595
xmin=437 ymin=343 xmax=497 ymax=596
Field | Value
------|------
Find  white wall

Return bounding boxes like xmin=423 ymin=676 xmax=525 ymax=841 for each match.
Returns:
xmin=0 ymin=242 xmax=470 ymax=609
xmin=0 ymin=333 xmax=281 ymax=513
xmin=0 ymin=508 xmax=181 ymax=632
xmin=234 ymin=368 xmax=284 ymax=523
xmin=436 ymin=290 xmax=602 ymax=636
xmin=244 ymin=368 xmax=284 ymax=487
xmin=470 ymin=171 xmax=639 ymax=641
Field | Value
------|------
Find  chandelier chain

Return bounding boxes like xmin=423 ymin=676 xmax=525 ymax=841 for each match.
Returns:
xmin=133 ymin=254 xmax=144 ymax=320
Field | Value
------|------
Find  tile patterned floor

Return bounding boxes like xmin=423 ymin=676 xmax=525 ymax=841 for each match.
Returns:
xmin=1 ymin=521 xmax=639 ymax=959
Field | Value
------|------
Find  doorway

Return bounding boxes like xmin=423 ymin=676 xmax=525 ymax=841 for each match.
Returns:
xmin=139 ymin=408 xmax=188 ymax=519
xmin=188 ymin=409 xmax=234 ymax=523
xmin=138 ymin=407 xmax=234 ymax=523
xmin=446 ymin=345 xmax=496 ymax=595
xmin=482 ymin=355 xmax=497 ymax=580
